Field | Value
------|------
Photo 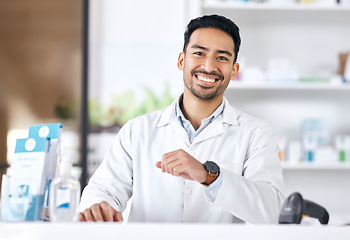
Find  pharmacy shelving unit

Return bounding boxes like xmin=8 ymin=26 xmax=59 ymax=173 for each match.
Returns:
xmin=203 ymin=0 xmax=350 ymax=11
xmin=281 ymin=162 xmax=350 ymax=170
xmin=190 ymin=0 xmax=350 ymax=224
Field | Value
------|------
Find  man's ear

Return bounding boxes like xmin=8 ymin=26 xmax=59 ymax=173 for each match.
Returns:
xmin=230 ymin=63 xmax=240 ymax=81
xmin=177 ymin=52 xmax=184 ymax=71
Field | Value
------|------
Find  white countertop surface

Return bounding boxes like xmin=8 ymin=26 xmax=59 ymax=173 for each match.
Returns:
xmin=1 ymin=222 xmax=350 ymax=240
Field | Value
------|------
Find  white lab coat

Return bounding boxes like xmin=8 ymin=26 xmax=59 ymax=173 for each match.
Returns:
xmin=79 ymin=97 xmax=285 ymax=224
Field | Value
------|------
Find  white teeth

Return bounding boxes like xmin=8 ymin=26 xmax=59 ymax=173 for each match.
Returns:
xmin=197 ymin=75 xmax=215 ymax=83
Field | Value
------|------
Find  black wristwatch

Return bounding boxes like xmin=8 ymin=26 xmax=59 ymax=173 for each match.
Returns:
xmin=201 ymin=161 xmax=220 ymax=187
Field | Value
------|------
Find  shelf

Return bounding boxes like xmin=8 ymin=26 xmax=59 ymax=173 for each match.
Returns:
xmin=203 ymin=1 xmax=350 ymax=11
xmin=282 ymin=162 xmax=350 ymax=170
xmin=227 ymin=82 xmax=350 ymax=90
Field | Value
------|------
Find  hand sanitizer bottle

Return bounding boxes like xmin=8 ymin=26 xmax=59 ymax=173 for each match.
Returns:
xmin=49 ymin=157 xmax=81 ymax=222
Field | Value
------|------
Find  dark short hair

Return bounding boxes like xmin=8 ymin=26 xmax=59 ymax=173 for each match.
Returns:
xmin=183 ymin=14 xmax=241 ymax=63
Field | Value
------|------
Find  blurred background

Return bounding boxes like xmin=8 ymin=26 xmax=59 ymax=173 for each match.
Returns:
xmin=1 ymin=0 xmax=350 ymax=224
xmin=0 ymin=0 xmax=82 ymax=184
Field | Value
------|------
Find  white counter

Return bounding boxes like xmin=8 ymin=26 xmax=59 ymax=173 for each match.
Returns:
xmin=1 ymin=222 xmax=350 ymax=240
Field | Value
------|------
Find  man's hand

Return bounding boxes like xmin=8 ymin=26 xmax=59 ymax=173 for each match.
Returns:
xmin=155 ymin=149 xmax=208 ymax=183
xmin=79 ymin=201 xmax=123 ymax=222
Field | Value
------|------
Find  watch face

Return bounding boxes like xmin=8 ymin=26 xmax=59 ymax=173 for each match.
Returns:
xmin=205 ymin=161 xmax=219 ymax=174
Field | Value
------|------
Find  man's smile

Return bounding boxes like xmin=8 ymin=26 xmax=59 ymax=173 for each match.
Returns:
xmin=192 ymin=70 xmax=224 ymax=87
xmin=197 ymin=75 xmax=216 ymax=83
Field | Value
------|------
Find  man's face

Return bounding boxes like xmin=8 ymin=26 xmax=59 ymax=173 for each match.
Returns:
xmin=178 ymin=28 xmax=239 ymax=101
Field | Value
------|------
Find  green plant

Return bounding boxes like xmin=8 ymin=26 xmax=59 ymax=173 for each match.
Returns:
xmin=88 ymin=83 xmax=175 ymax=127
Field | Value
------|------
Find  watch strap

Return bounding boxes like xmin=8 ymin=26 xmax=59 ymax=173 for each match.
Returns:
xmin=201 ymin=161 xmax=220 ymax=187
xmin=201 ymin=172 xmax=218 ymax=186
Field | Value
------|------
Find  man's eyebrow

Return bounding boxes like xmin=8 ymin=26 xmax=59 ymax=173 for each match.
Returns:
xmin=217 ymin=50 xmax=233 ymax=57
xmin=191 ymin=44 xmax=208 ymax=51
xmin=191 ymin=44 xmax=233 ymax=57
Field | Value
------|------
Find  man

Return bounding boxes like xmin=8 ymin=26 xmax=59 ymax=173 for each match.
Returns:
xmin=79 ymin=14 xmax=285 ymax=224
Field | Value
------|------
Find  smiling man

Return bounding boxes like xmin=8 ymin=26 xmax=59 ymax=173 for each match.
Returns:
xmin=79 ymin=15 xmax=285 ymax=224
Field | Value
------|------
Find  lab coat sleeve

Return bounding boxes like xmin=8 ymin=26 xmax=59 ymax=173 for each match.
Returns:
xmin=212 ymin=122 xmax=285 ymax=224
xmin=79 ymin=121 xmax=133 ymax=213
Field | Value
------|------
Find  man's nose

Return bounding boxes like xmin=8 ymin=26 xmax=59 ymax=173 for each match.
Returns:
xmin=202 ymin=57 xmax=218 ymax=72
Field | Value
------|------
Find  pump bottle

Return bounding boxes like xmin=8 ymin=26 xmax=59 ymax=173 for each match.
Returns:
xmin=49 ymin=157 xmax=81 ymax=222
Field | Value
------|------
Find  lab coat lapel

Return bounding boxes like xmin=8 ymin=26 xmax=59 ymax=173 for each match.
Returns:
xmin=170 ymin=122 xmax=191 ymax=147
xmin=157 ymin=97 xmax=191 ymax=147
xmin=191 ymin=98 xmax=239 ymax=145
xmin=191 ymin=116 xmax=224 ymax=145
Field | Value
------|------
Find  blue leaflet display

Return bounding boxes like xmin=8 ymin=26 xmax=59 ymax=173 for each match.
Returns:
xmin=5 ymin=137 xmax=49 ymax=221
xmin=28 ymin=124 xmax=62 ymax=182
xmin=28 ymin=123 xmax=62 ymax=217
xmin=28 ymin=123 xmax=62 ymax=140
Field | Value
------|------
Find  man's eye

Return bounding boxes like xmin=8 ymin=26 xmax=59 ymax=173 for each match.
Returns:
xmin=193 ymin=52 xmax=204 ymax=56
xmin=218 ymin=56 xmax=228 ymax=61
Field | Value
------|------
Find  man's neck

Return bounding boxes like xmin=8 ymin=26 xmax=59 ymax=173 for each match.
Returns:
xmin=180 ymin=92 xmax=223 ymax=130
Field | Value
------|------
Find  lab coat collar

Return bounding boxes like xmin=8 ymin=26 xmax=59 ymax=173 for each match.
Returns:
xmin=157 ymin=95 xmax=239 ymax=128
xmin=222 ymin=97 xmax=239 ymax=126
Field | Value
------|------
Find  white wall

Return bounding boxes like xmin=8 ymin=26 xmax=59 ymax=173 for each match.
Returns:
xmin=89 ymin=0 xmax=188 ymax=106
